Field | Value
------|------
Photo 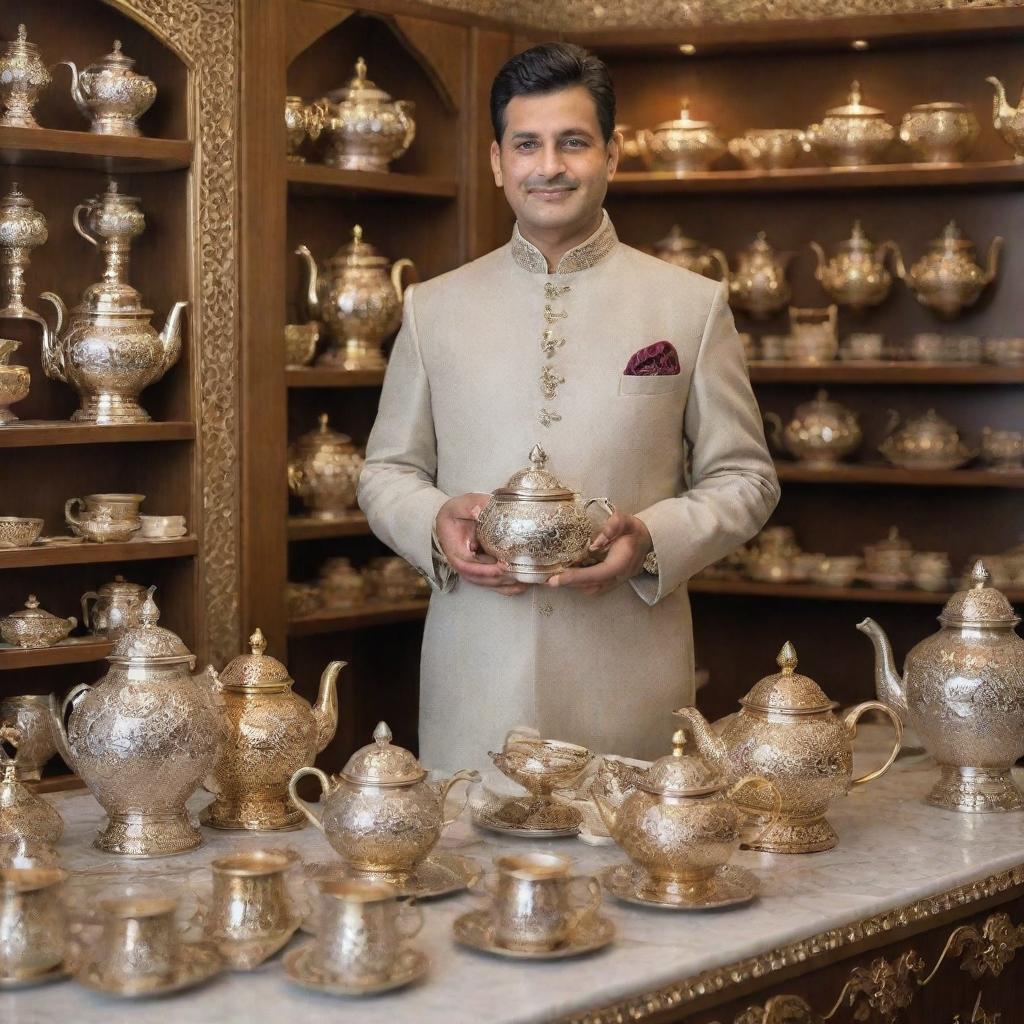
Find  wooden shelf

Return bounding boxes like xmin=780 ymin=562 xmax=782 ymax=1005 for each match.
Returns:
xmin=0 ymin=421 xmax=195 ymax=448
xmin=287 ymin=163 xmax=458 ymax=200
xmin=288 ymin=512 xmax=370 ymax=540
xmin=610 ymin=160 xmax=1024 ymax=196
xmin=0 ymin=636 xmax=112 ymax=671
xmin=689 ymin=578 xmax=1024 ymax=605
xmin=775 ymin=463 xmax=1024 ymax=488
xmin=749 ymin=362 xmax=1024 ymax=385
xmin=0 ymin=126 xmax=193 ymax=173
xmin=288 ymin=599 xmax=429 ymax=636
xmin=0 ymin=537 xmax=198 ymax=570
xmin=33 ymin=774 xmax=87 ymax=794
xmin=286 ymin=367 xmax=385 ymax=388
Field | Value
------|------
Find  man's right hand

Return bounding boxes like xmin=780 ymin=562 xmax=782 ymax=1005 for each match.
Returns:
xmin=435 ymin=493 xmax=527 ymax=596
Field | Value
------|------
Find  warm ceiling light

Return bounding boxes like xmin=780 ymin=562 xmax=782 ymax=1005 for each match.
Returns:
xmin=678 ymin=43 xmax=697 ymax=55
xmin=851 ymin=39 xmax=870 ymax=50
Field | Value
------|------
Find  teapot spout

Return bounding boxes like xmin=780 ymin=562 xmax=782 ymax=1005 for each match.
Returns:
xmin=984 ymin=236 xmax=1004 ymax=284
xmin=855 ymin=617 xmax=909 ymax=721
xmin=313 ymin=659 xmax=345 ymax=753
xmin=158 ymin=301 xmax=188 ymax=373
xmin=592 ymin=791 xmax=618 ymax=836
xmin=986 ymin=75 xmax=1014 ymax=128
xmin=295 ymin=244 xmax=320 ymax=320
xmin=808 ymin=240 xmax=827 ymax=281
xmin=672 ymin=705 xmax=732 ymax=779
xmin=58 ymin=61 xmax=88 ymax=116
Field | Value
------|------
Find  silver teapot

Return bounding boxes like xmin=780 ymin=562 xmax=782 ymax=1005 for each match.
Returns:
xmin=80 ymin=576 xmax=147 ymax=639
xmin=0 ymin=25 xmax=50 ymax=129
xmin=879 ymin=408 xmax=973 ymax=471
xmin=60 ymin=39 xmax=157 ymax=137
xmin=986 ymin=76 xmax=1024 ymax=159
xmin=475 ymin=445 xmax=613 ymax=584
xmin=809 ymin=221 xmax=900 ymax=312
xmin=651 ymin=225 xmax=728 ymax=281
xmin=764 ymin=390 xmax=861 ymax=468
xmin=899 ymin=102 xmax=979 ymax=164
xmin=0 ymin=597 xmax=75 ymax=650
xmin=728 ymin=232 xmax=795 ymax=319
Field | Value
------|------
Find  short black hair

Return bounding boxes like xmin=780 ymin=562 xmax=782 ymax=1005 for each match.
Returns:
xmin=490 ymin=43 xmax=616 ymax=144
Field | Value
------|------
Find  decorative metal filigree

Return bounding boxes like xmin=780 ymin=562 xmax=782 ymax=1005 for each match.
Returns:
xmin=947 ymin=912 xmax=1024 ymax=980
xmin=726 ymin=995 xmax=821 ymax=1023
xmin=540 ymin=365 xmax=565 ymax=400
xmin=839 ymin=950 xmax=926 ymax=1022
xmin=541 ymin=329 xmax=565 ymax=358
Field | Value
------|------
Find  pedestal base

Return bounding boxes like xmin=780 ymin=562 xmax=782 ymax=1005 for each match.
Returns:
xmin=927 ymin=765 xmax=1024 ymax=813
xmin=94 ymin=811 xmax=201 ymax=857
xmin=72 ymin=393 xmax=151 ymax=425
xmin=316 ymin=341 xmax=387 ymax=372
xmin=200 ymin=797 xmax=306 ymax=832
xmin=743 ymin=814 xmax=838 ymax=854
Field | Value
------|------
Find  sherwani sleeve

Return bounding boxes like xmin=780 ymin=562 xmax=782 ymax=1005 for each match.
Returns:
xmin=357 ymin=286 xmax=456 ymax=593
xmin=631 ymin=284 xmax=780 ymax=606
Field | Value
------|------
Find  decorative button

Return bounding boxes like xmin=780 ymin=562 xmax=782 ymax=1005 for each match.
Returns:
xmin=539 ymin=408 xmax=561 ymax=428
xmin=544 ymin=283 xmax=571 ymax=300
xmin=540 ymin=330 xmax=565 ymax=358
xmin=543 ymin=305 xmax=568 ymax=325
xmin=539 ymin=603 xmax=554 ymax=616
xmin=540 ymin=365 xmax=565 ymax=400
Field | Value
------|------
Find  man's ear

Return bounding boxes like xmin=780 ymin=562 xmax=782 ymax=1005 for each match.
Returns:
xmin=607 ymin=131 xmax=622 ymax=180
xmin=490 ymin=140 xmax=503 ymax=187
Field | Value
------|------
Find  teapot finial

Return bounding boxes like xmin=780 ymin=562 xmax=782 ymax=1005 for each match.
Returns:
xmin=17 ymin=24 xmax=27 ymax=42
xmin=671 ymin=728 xmax=686 ymax=756
xmin=373 ymin=721 xmax=393 ymax=747
xmin=113 ymin=39 xmax=122 ymax=55
xmin=971 ymin=560 xmax=992 ymax=590
xmin=776 ymin=641 xmax=798 ymax=674
xmin=317 ymin=412 xmax=329 ymax=431
xmin=25 ymin=595 xmax=39 ymax=610
xmin=249 ymin=627 xmax=267 ymax=656
xmin=355 ymin=57 xmax=367 ymax=82
xmin=352 ymin=224 xmax=363 ymax=244
xmin=139 ymin=586 xmax=159 ymax=626
xmin=680 ymin=95 xmax=690 ymax=116
xmin=849 ymin=80 xmax=863 ymax=105
xmin=528 ymin=443 xmax=548 ymax=468
xmin=108 ymin=179 xmax=119 ymax=194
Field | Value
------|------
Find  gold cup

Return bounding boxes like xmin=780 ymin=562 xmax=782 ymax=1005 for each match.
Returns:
xmin=313 ymin=877 xmax=422 ymax=985
xmin=91 ymin=896 xmax=181 ymax=992
xmin=484 ymin=852 xmax=601 ymax=952
xmin=0 ymin=866 xmax=66 ymax=980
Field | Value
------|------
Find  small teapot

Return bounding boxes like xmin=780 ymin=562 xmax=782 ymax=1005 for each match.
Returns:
xmin=879 ymin=408 xmax=974 ymax=470
xmin=0 ymin=726 xmax=63 ymax=868
xmin=677 ymin=642 xmax=903 ymax=854
xmin=651 ymin=225 xmax=729 ymax=281
xmin=764 ymin=390 xmax=862 ymax=468
xmin=475 ymin=445 xmax=614 ymax=584
xmin=80 ymin=575 xmax=146 ymax=639
xmin=592 ymin=727 xmax=779 ymax=892
xmin=895 ymin=221 xmax=1002 ymax=319
xmin=0 ymin=596 xmax=75 ymax=650
xmin=636 ymin=97 xmax=726 ymax=173
xmin=728 ymin=232 xmax=795 ymax=319
xmin=60 ymin=40 xmax=156 ymax=137
xmin=288 ymin=721 xmax=479 ymax=874
xmin=986 ymin=76 xmax=1024 ymax=159
xmin=809 ymin=221 xmax=901 ymax=312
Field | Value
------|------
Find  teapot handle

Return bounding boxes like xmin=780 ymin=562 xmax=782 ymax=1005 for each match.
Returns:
xmin=61 ymin=683 xmax=93 ymax=725
xmin=728 ymin=775 xmax=782 ymax=848
xmin=80 ymin=591 xmax=99 ymax=630
xmin=566 ymin=875 xmax=602 ymax=933
xmin=64 ymin=497 xmax=84 ymax=528
xmin=583 ymin=498 xmax=615 ymax=520
xmin=287 ymin=766 xmax=330 ymax=834
xmin=72 ymin=202 xmax=100 ymax=248
xmin=390 ymin=258 xmax=415 ymax=302
xmin=845 ymin=701 xmax=903 ymax=787
xmin=439 ymin=768 xmax=481 ymax=828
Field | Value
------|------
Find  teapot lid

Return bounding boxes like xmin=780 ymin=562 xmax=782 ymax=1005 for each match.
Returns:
xmin=332 ymin=57 xmax=392 ymax=104
xmin=1 ymin=183 xmax=38 ymax=214
xmin=3 ymin=595 xmax=66 ymax=627
xmin=494 ymin=445 xmax=574 ymax=501
xmin=218 ymin=627 xmax=291 ymax=690
xmin=98 ymin=574 xmax=146 ymax=597
xmin=90 ymin=39 xmax=136 ymax=71
xmin=638 ymin=729 xmax=727 ymax=796
xmin=341 ymin=721 xmax=425 ymax=786
xmin=839 ymin=220 xmax=874 ymax=250
xmin=655 ymin=97 xmax=715 ymax=131
xmin=291 ymin=413 xmax=357 ymax=455
xmin=940 ymin=561 xmax=1020 ymax=628
xmin=932 ymin=220 xmax=974 ymax=251
xmin=868 ymin=526 xmax=912 ymax=554
xmin=654 ymin=225 xmax=704 ymax=254
xmin=3 ymin=24 xmax=41 ymax=59
xmin=740 ymin=642 xmax=838 ymax=714
xmin=108 ymin=589 xmax=196 ymax=667
xmin=795 ymin=389 xmax=849 ymax=416
xmin=826 ymin=80 xmax=885 ymax=118
xmin=327 ymin=224 xmax=388 ymax=268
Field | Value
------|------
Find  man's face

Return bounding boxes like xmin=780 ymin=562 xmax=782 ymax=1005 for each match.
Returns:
xmin=490 ymin=85 xmax=619 ymax=236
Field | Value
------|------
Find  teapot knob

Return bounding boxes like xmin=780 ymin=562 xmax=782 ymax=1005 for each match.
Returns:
xmin=670 ymin=729 xmax=686 ymax=757
xmin=970 ymin=560 xmax=992 ymax=590
xmin=528 ymin=444 xmax=548 ymax=468
xmin=776 ymin=641 xmax=798 ymax=674
xmin=249 ymin=627 xmax=267 ymax=656
xmin=373 ymin=721 xmax=393 ymax=747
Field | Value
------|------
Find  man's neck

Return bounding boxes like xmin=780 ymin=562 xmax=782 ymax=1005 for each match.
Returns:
xmin=516 ymin=210 xmax=605 ymax=273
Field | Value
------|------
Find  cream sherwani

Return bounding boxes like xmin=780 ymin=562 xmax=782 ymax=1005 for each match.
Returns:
xmin=358 ymin=213 xmax=779 ymax=771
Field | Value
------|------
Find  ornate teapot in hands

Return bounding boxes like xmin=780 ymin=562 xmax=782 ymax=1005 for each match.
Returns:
xmin=652 ymin=225 xmax=729 ymax=281
xmin=879 ymin=408 xmax=973 ymax=470
xmin=296 ymin=226 xmax=414 ymax=371
xmin=202 ymin=629 xmax=345 ymax=831
xmin=728 ymin=232 xmax=794 ymax=318
xmin=592 ymin=726 xmax=779 ymax=894
xmin=895 ymin=221 xmax=1002 ymax=319
xmin=805 ymin=81 xmax=895 ymax=167
xmin=475 ymin=445 xmax=614 ymax=584
xmin=677 ymin=643 xmax=903 ymax=853
xmin=288 ymin=721 xmax=479 ymax=874
xmin=764 ymin=390 xmax=862 ymax=468
xmin=809 ymin=221 xmax=900 ymax=311
xmin=636 ymin=98 xmax=726 ymax=173
xmin=49 ymin=590 xmax=225 ymax=856
xmin=0 ymin=726 xmax=63 ymax=867
xmin=60 ymin=39 xmax=157 ymax=136
xmin=858 ymin=561 xmax=1024 ymax=812
xmin=985 ymin=76 xmax=1024 ymax=159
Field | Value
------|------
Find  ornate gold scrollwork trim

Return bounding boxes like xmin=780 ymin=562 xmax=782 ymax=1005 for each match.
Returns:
xmin=825 ymin=950 xmax=925 ymax=1022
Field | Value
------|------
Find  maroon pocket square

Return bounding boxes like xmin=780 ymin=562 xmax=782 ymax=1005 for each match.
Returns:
xmin=624 ymin=340 xmax=680 ymax=376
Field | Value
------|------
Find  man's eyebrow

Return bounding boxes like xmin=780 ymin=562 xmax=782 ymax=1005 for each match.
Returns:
xmin=508 ymin=127 xmax=596 ymax=140
xmin=509 ymin=130 xmax=540 ymax=140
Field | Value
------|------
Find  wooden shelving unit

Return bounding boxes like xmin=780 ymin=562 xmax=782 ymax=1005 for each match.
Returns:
xmin=0 ymin=125 xmax=193 ymax=172
xmin=286 ymin=368 xmax=386 ymax=388
xmin=748 ymin=362 xmax=1024 ymax=385
xmin=288 ymin=599 xmax=430 ymax=636
xmin=287 ymin=163 xmax=458 ymax=199
xmin=0 ymin=421 xmax=195 ymax=448
xmin=774 ymin=463 xmax=1024 ymax=488
xmin=287 ymin=512 xmax=370 ymax=540
xmin=0 ymin=538 xmax=198 ymax=570
xmin=689 ymin=578 xmax=1024 ymax=605
xmin=0 ymin=637 xmax=113 ymax=671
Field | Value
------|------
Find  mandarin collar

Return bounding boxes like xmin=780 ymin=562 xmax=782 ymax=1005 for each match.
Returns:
xmin=510 ymin=210 xmax=618 ymax=275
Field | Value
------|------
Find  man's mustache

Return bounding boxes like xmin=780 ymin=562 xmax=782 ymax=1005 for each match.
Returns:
xmin=523 ymin=177 xmax=579 ymax=191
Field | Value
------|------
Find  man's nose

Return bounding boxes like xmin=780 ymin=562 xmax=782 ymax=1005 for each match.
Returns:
xmin=539 ymin=142 xmax=567 ymax=179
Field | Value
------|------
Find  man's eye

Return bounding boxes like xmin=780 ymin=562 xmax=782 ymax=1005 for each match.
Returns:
xmin=564 ymin=138 xmax=587 ymax=148
xmin=516 ymin=140 xmax=538 ymax=151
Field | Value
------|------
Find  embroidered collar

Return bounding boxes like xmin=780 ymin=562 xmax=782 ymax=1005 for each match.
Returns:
xmin=510 ymin=211 xmax=618 ymax=275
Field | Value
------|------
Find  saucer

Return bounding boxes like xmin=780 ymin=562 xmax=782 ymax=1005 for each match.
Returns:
xmin=74 ymin=941 xmax=222 ymax=998
xmin=0 ymin=960 xmax=69 ymax=989
xmin=283 ymin=942 xmax=427 ymax=996
xmin=453 ymin=908 xmax=615 ymax=960
xmin=472 ymin=796 xmax=581 ymax=838
xmin=207 ymin=913 xmax=302 ymax=970
xmin=601 ymin=862 xmax=758 ymax=910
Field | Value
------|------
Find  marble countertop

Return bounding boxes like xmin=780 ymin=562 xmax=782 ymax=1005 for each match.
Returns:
xmin=4 ymin=730 xmax=1024 ymax=1024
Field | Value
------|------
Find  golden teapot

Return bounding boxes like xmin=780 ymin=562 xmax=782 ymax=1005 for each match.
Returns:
xmin=593 ymin=727 xmax=779 ymax=891
xmin=895 ymin=221 xmax=1002 ymax=319
xmin=985 ymin=76 xmax=1024 ymax=159
xmin=879 ymin=408 xmax=973 ymax=471
xmin=636 ymin=98 xmax=726 ymax=173
xmin=809 ymin=221 xmax=900 ymax=312
xmin=651 ymin=225 xmax=729 ymax=281
xmin=805 ymin=81 xmax=895 ymax=167
xmin=202 ymin=629 xmax=345 ymax=831
xmin=296 ymin=225 xmax=414 ymax=371
xmin=858 ymin=561 xmax=1024 ymax=813
xmin=0 ymin=726 xmax=63 ymax=868
xmin=475 ymin=445 xmax=613 ymax=584
xmin=677 ymin=642 xmax=903 ymax=853
xmin=287 ymin=413 xmax=364 ymax=518
xmin=288 ymin=721 xmax=479 ymax=874
xmin=764 ymin=390 xmax=862 ymax=468
xmin=728 ymin=232 xmax=794 ymax=319
xmin=60 ymin=39 xmax=157 ymax=137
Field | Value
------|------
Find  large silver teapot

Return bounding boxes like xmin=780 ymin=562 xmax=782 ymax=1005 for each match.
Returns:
xmin=728 ymin=232 xmax=794 ymax=319
xmin=858 ymin=562 xmax=1024 ymax=813
xmin=809 ymin=221 xmax=900 ymax=312
xmin=49 ymin=590 xmax=225 ymax=856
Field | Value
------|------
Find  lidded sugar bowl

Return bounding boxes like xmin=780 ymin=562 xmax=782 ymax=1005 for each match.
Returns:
xmin=475 ymin=445 xmax=613 ymax=584
xmin=202 ymin=629 xmax=345 ymax=831
xmin=61 ymin=39 xmax=157 ymax=137
xmin=0 ymin=183 xmax=48 ymax=321
xmin=678 ymin=642 xmax=903 ymax=853
xmin=287 ymin=413 xmax=364 ymax=518
xmin=0 ymin=25 xmax=51 ymax=129
xmin=288 ymin=721 xmax=479 ymax=873
xmin=49 ymin=590 xmax=225 ymax=856
xmin=0 ymin=726 xmax=63 ymax=867
xmin=764 ymin=390 xmax=862 ymax=468
xmin=636 ymin=98 xmax=726 ymax=173
xmin=879 ymin=408 xmax=973 ymax=470
xmin=805 ymin=81 xmax=896 ymax=167
xmin=858 ymin=561 xmax=1024 ymax=813
xmin=652 ymin=225 xmax=729 ymax=281
xmin=0 ymin=340 xmax=30 ymax=424
xmin=809 ymin=221 xmax=901 ymax=312
xmin=899 ymin=102 xmax=979 ymax=164
xmin=317 ymin=57 xmax=415 ymax=172
xmin=0 ymin=596 xmax=75 ymax=650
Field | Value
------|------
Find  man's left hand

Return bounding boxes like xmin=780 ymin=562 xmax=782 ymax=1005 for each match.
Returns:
xmin=546 ymin=512 xmax=653 ymax=596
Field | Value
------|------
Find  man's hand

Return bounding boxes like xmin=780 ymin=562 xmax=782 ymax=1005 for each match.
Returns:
xmin=435 ymin=493 xmax=527 ymax=596
xmin=547 ymin=512 xmax=653 ymax=597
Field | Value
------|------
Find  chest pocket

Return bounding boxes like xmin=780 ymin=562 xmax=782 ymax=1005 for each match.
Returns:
xmin=618 ymin=374 xmax=687 ymax=397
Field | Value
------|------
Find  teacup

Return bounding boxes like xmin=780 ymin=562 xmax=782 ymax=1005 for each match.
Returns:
xmin=139 ymin=514 xmax=187 ymax=539
xmin=845 ymin=333 xmax=884 ymax=360
xmin=760 ymin=334 xmax=787 ymax=361
xmin=981 ymin=428 xmax=1024 ymax=471
xmin=65 ymin=493 xmax=144 ymax=543
xmin=207 ymin=849 xmax=297 ymax=952
xmin=0 ymin=866 xmax=66 ymax=980
xmin=91 ymin=896 xmax=181 ymax=991
xmin=483 ymin=852 xmax=601 ymax=952
xmin=911 ymin=333 xmax=944 ymax=362
xmin=313 ymin=878 xmax=422 ymax=985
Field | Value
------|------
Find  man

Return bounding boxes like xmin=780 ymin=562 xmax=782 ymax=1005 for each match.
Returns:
xmin=358 ymin=43 xmax=779 ymax=770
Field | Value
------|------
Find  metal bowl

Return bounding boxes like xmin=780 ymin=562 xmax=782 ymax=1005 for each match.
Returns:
xmin=0 ymin=517 xmax=43 ymax=549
